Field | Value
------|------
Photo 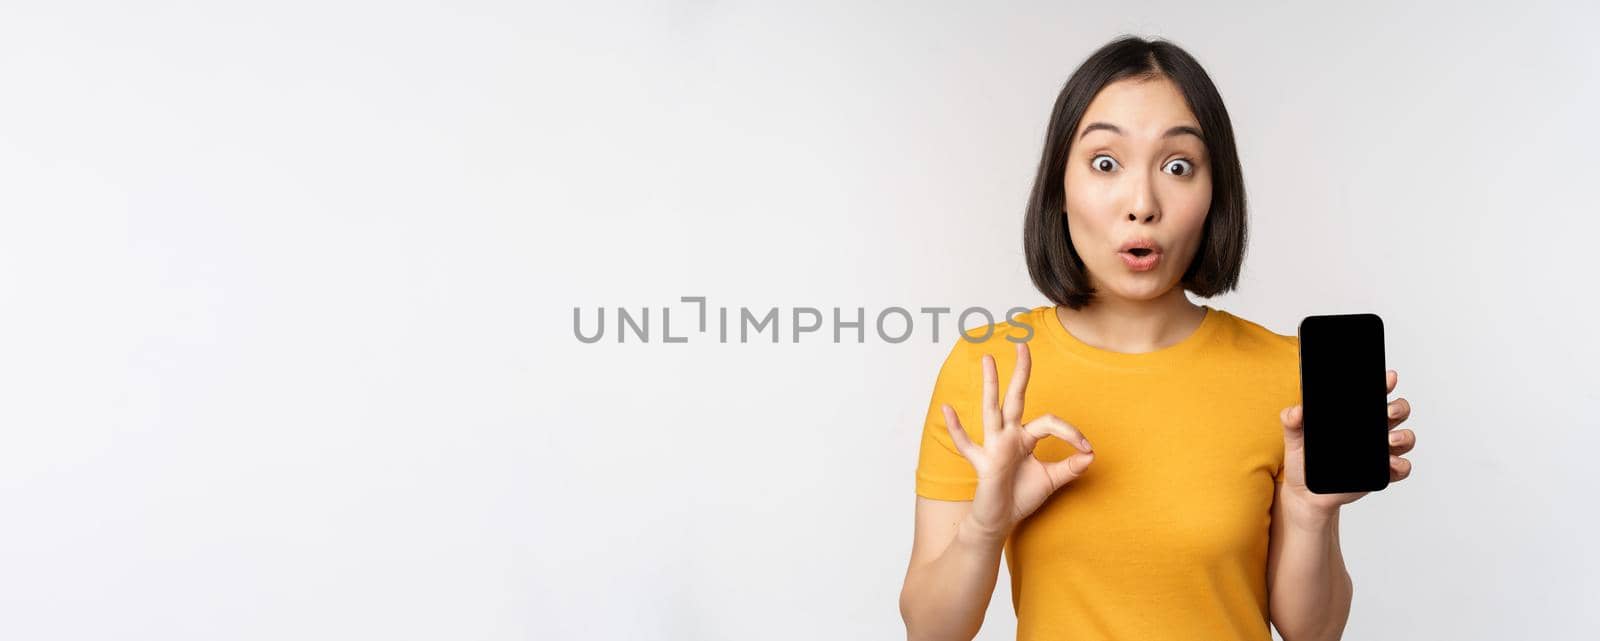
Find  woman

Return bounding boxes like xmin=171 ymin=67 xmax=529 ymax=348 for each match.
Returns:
xmin=898 ymin=36 xmax=1417 ymax=641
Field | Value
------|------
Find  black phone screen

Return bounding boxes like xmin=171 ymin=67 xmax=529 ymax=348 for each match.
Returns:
xmin=1297 ymin=313 xmax=1390 ymax=494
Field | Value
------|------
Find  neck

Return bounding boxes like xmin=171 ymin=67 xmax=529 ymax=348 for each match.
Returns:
xmin=1055 ymin=288 xmax=1208 ymax=354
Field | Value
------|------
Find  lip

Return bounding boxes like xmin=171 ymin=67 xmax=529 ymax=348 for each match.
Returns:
xmin=1118 ymin=250 xmax=1162 ymax=271
xmin=1117 ymin=237 xmax=1164 ymax=272
xmin=1118 ymin=237 xmax=1165 ymax=254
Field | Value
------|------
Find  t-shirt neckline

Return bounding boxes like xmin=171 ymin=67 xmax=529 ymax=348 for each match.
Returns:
xmin=1041 ymin=304 xmax=1223 ymax=370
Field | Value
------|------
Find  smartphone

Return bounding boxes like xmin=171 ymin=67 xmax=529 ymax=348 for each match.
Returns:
xmin=1297 ymin=313 xmax=1390 ymax=494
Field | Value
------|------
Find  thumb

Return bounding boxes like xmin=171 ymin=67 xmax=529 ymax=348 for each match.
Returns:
xmin=1041 ymin=451 xmax=1095 ymax=491
xmin=1280 ymin=404 xmax=1305 ymax=450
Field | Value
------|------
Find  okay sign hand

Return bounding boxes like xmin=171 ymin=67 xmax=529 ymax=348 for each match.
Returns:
xmin=942 ymin=341 xmax=1097 ymax=542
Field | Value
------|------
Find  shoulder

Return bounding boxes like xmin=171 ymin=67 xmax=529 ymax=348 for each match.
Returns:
xmin=1212 ymin=307 xmax=1299 ymax=359
xmin=1209 ymin=309 xmax=1302 ymax=398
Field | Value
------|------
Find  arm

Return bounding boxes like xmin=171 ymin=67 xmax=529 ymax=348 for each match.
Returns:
xmin=1267 ymin=488 xmax=1353 ymax=641
xmin=898 ymin=497 xmax=1007 ymax=641
xmin=1268 ymin=368 xmax=1416 ymax=640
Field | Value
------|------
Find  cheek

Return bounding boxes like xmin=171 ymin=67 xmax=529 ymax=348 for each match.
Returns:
xmin=1062 ymin=169 xmax=1116 ymax=228
xmin=1062 ymin=196 xmax=1109 ymax=249
xmin=1173 ymin=190 xmax=1211 ymax=224
xmin=1158 ymin=174 xmax=1211 ymax=222
xmin=1167 ymin=185 xmax=1212 ymax=256
xmin=1159 ymin=168 xmax=1212 ymax=212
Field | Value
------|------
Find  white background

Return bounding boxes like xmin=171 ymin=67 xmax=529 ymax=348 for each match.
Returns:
xmin=2 ymin=1 xmax=1597 ymax=639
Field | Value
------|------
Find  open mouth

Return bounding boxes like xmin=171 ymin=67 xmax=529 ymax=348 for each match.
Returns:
xmin=1127 ymin=248 xmax=1155 ymax=257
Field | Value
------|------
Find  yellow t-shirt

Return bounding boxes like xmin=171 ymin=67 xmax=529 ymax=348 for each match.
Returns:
xmin=914 ymin=304 xmax=1301 ymax=641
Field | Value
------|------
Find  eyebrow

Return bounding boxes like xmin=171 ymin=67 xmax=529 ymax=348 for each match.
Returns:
xmin=1078 ymin=121 xmax=1204 ymax=142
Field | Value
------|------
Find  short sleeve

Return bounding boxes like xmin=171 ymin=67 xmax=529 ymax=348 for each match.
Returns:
xmin=914 ymin=338 xmax=986 ymax=501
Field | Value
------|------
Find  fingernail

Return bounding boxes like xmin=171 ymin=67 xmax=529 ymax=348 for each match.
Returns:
xmin=1390 ymin=432 xmax=1402 ymax=445
xmin=1081 ymin=438 xmax=1093 ymax=452
xmin=1388 ymin=404 xmax=1400 ymax=418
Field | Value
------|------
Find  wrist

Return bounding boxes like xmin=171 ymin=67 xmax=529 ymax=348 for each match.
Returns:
xmin=1282 ymin=493 xmax=1340 ymax=532
xmin=956 ymin=514 xmax=1011 ymax=549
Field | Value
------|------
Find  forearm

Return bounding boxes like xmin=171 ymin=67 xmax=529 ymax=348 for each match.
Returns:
xmin=899 ymin=517 xmax=1007 ymax=641
xmin=1269 ymin=503 xmax=1353 ymax=641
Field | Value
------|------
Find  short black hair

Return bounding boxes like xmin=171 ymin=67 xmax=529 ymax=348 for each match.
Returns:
xmin=1023 ymin=35 xmax=1247 ymax=310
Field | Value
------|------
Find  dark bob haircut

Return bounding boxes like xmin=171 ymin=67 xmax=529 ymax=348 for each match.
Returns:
xmin=1023 ymin=35 xmax=1247 ymax=310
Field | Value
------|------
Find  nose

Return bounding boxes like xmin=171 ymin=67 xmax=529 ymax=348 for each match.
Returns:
xmin=1126 ymin=171 xmax=1160 ymax=223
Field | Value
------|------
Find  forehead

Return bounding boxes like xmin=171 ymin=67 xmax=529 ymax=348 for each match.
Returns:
xmin=1077 ymin=76 xmax=1201 ymax=138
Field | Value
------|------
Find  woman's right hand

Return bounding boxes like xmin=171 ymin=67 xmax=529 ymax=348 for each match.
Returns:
xmin=941 ymin=340 xmax=1096 ymax=542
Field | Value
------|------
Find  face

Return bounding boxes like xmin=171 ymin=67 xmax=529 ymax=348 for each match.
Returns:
xmin=1063 ymin=75 xmax=1212 ymax=302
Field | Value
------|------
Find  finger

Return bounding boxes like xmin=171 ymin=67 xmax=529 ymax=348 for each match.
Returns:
xmin=1387 ymin=397 xmax=1411 ymax=428
xmin=1388 ymin=428 xmax=1415 ymax=455
xmin=942 ymin=404 xmax=979 ymax=461
xmin=1390 ymin=454 xmax=1412 ymax=482
xmin=1021 ymin=413 xmax=1093 ymax=454
xmin=1386 ymin=368 xmax=1397 ymax=394
xmin=1043 ymin=452 xmax=1096 ymax=490
xmin=1002 ymin=342 xmax=1031 ymax=427
xmin=1281 ymin=404 xmax=1303 ymax=431
xmin=981 ymin=354 xmax=1002 ymax=436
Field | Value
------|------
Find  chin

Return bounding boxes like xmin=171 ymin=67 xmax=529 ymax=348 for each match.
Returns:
xmin=1105 ymin=277 xmax=1174 ymax=301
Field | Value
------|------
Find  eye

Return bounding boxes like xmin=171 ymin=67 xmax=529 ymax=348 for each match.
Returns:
xmin=1090 ymin=154 xmax=1120 ymax=173
xmin=1164 ymin=158 xmax=1194 ymax=177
